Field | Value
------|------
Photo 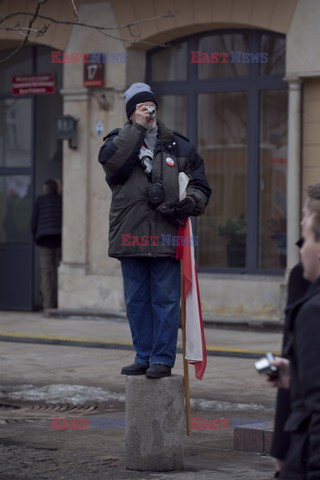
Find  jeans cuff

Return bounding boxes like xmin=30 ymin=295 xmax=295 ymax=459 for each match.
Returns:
xmin=150 ymin=361 xmax=173 ymax=367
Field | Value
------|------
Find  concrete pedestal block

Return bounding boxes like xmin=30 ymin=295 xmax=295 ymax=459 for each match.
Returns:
xmin=125 ymin=375 xmax=184 ymax=471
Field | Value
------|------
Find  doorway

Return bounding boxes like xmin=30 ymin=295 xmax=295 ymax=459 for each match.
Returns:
xmin=0 ymin=46 xmax=62 ymax=310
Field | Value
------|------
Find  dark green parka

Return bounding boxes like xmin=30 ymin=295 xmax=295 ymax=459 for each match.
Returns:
xmin=98 ymin=119 xmax=211 ymax=258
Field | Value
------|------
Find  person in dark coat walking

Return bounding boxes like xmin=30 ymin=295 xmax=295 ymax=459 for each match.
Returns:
xmin=270 ymin=184 xmax=320 ymax=478
xmin=31 ymin=179 xmax=62 ymax=315
xmin=271 ymin=209 xmax=320 ymax=479
xmin=270 ymin=256 xmax=310 ymax=478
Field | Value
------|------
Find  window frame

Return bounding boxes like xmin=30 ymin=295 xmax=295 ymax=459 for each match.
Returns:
xmin=146 ymin=29 xmax=287 ymax=275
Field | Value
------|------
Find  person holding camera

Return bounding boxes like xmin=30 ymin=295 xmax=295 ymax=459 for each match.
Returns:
xmin=98 ymin=82 xmax=211 ymax=379
xmin=266 ymin=185 xmax=320 ymax=479
xmin=269 ymin=203 xmax=320 ymax=479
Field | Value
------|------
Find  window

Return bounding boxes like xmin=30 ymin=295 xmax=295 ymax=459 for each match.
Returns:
xmin=151 ymin=42 xmax=187 ymax=81
xmin=0 ymin=98 xmax=32 ymax=167
xmin=198 ymin=92 xmax=247 ymax=268
xmin=259 ymin=90 xmax=288 ymax=269
xmin=198 ymin=33 xmax=249 ymax=79
xmin=0 ymin=175 xmax=32 ymax=243
xmin=156 ymin=95 xmax=187 ymax=135
xmin=147 ymin=30 xmax=287 ymax=273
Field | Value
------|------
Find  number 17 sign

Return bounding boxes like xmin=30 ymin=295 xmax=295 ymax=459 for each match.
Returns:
xmin=83 ymin=55 xmax=104 ymax=87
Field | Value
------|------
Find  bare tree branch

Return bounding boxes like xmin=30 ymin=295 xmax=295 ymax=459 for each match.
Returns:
xmin=0 ymin=9 xmax=174 ymax=47
xmin=0 ymin=0 xmax=49 ymax=65
xmin=0 ymin=4 xmax=174 ymax=64
xmin=0 ymin=10 xmax=174 ymax=31
xmin=0 ymin=23 xmax=49 ymax=37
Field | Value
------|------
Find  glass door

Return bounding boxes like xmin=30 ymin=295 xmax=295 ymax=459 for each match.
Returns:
xmin=0 ymin=98 xmax=33 ymax=310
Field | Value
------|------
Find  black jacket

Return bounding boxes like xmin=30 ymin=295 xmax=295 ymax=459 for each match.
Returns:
xmin=270 ymin=263 xmax=310 ymax=461
xmin=282 ymin=276 xmax=320 ymax=478
xmin=31 ymin=193 xmax=62 ymax=246
xmin=98 ymin=119 xmax=212 ymax=258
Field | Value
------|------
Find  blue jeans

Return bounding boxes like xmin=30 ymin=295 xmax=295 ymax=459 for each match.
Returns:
xmin=120 ymin=257 xmax=180 ymax=368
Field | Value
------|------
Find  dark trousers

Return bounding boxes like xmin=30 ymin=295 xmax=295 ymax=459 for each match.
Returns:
xmin=271 ymin=388 xmax=292 ymax=460
xmin=39 ymin=246 xmax=61 ymax=309
xmin=278 ymin=428 xmax=309 ymax=480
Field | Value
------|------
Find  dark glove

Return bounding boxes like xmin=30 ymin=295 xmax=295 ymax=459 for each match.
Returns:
xmin=156 ymin=202 xmax=184 ymax=226
xmin=175 ymin=197 xmax=195 ymax=218
xmin=157 ymin=202 xmax=176 ymax=217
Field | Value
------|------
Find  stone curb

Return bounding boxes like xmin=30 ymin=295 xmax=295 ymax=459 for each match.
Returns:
xmin=50 ymin=309 xmax=284 ymax=332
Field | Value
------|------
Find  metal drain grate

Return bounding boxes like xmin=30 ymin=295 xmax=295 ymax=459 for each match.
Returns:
xmin=26 ymin=403 xmax=98 ymax=413
xmin=0 ymin=403 xmax=21 ymax=411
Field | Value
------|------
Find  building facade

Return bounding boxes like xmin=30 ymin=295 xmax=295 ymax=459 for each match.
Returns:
xmin=0 ymin=0 xmax=319 ymax=320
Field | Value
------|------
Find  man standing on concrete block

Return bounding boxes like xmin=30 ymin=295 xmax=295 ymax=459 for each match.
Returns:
xmin=98 ymin=82 xmax=211 ymax=379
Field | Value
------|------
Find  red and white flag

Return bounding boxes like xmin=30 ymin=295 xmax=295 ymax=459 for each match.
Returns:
xmin=176 ymin=173 xmax=207 ymax=380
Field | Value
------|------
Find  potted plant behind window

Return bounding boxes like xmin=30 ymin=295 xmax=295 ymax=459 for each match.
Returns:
xmin=218 ymin=215 xmax=246 ymax=267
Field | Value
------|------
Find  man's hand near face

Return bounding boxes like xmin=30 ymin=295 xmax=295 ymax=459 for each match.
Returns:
xmin=132 ymin=103 xmax=157 ymax=130
xmin=133 ymin=103 xmax=150 ymax=128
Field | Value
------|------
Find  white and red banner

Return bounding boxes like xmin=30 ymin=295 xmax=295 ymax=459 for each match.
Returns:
xmin=176 ymin=173 xmax=207 ymax=380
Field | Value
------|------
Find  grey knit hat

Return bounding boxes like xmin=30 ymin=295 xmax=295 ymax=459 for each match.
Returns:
xmin=124 ymin=82 xmax=158 ymax=119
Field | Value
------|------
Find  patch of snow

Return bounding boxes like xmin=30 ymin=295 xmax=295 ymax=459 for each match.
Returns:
xmin=0 ymin=384 xmax=125 ymax=405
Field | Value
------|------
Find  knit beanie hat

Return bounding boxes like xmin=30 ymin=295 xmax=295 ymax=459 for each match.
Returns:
xmin=124 ymin=82 xmax=158 ymax=119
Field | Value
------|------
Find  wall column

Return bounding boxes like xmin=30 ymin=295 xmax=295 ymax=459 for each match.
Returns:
xmin=58 ymin=87 xmax=90 ymax=308
xmin=285 ymin=77 xmax=302 ymax=273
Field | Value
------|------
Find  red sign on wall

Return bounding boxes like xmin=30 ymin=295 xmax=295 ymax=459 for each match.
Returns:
xmin=83 ymin=55 xmax=104 ymax=87
xmin=12 ymin=74 xmax=56 ymax=96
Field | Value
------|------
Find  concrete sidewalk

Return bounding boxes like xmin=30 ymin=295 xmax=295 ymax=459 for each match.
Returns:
xmin=52 ymin=307 xmax=285 ymax=331
xmin=0 ymin=310 xmax=282 ymax=355
xmin=0 ymin=310 xmax=282 ymax=479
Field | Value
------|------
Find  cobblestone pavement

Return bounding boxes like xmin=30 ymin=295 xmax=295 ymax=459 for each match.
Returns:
xmin=0 ymin=407 xmax=274 ymax=480
xmin=0 ymin=312 xmax=281 ymax=479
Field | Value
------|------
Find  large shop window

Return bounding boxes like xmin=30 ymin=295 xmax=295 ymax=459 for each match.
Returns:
xmin=147 ymin=29 xmax=287 ymax=273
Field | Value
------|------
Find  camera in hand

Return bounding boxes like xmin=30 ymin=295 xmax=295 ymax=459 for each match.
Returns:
xmin=255 ymin=352 xmax=279 ymax=379
xmin=146 ymin=106 xmax=156 ymax=117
